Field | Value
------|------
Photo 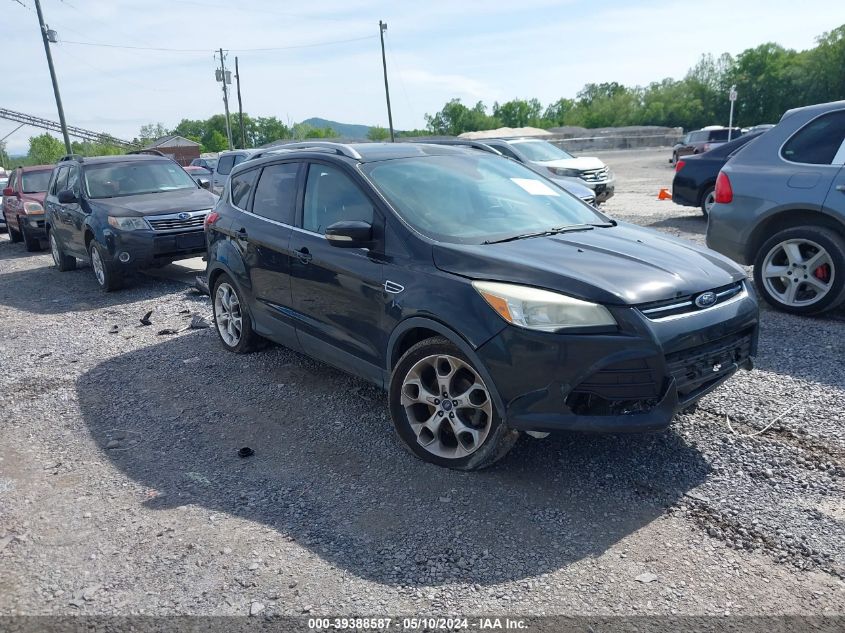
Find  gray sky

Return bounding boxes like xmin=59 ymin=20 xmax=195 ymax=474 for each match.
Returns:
xmin=2 ymin=0 xmax=843 ymax=154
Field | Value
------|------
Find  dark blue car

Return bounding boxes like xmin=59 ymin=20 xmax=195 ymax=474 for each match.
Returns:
xmin=205 ymin=141 xmax=759 ymax=470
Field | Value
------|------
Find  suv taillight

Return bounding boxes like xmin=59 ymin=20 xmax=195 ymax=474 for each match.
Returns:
xmin=715 ymin=171 xmax=733 ymax=204
xmin=675 ymin=160 xmax=686 ymax=172
xmin=204 ymin=211 xmax=220 ymax=230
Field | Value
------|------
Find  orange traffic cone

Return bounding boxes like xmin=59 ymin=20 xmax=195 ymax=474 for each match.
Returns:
xmin=658 ymin=188 xmax=672 ymax=200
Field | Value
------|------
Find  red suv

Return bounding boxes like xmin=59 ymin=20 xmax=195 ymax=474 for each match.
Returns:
xmin=2 ymin=165 xmax=53 ymax=251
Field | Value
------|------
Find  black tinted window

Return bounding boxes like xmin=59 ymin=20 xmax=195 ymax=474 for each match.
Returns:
xmin=230 ymin=168 xmax=258 ymax=209
xmin=303 ymin=164 xmax=372 ymax=234
xmin=782 ymin=110 xmax=845 ymax=164
xmin=252 ymin=163 xmax=299 ymax=224
xmin=51 ymin=167 xmax=68 ymax=195
xmin=495 ymin=144 xmax=521 ymax=160
xmin=217 ymin=155 xmax=235 ymax=175
xmin=65 ymin=166 xmax=80 ymax=195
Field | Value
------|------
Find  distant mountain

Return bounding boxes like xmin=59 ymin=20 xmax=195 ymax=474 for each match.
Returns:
xmin=301 ymin=118 xmax=372 ymax=139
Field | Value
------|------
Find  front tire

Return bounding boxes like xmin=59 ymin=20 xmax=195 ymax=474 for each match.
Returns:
xmin=389 ymin=336 xmax=519 ymax=470
xmin=49 ymin=230 xmax=77 ymax=271
xmin=753 ymin=226 xmax=845 ymax=315
xmin=7 ymin=215 xmax=22 ymax=243
xmin=89 ymin=240 xmax=122 ymax=292
xmin=21 ymin=222 xmax=42 ymax=252
xmin=211 ymin=273 xmax=264 ymax=353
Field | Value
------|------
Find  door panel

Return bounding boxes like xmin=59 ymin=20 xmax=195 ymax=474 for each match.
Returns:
xmin=62 ymin=165 xmax=88 ymax=255
xmin=823 ymin=165 xmax=845 ymax=216
xmin=289 ymin=163 xmax=386 ymax=382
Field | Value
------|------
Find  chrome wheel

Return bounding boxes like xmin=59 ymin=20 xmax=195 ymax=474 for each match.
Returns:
xmin=50 ymin=233 xmax=61 ymax=267
xmin=90 ymin=245 xmax=106 ymax=286
xmin=214 ymin=282 xmax=243 ymax=347
xmin=703 ymin=190 xmax=716 ymax=215
xmin=400 ymin=354 xmax=493 ymax=459
xmin=761 ymin=238 xmax=834 ymax=308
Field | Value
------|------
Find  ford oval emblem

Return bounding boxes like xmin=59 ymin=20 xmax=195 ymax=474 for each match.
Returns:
xmin=178 ymin=212 xmax=191 ymax=220
xmin=695 ymin=291 xmax=717 ymax=308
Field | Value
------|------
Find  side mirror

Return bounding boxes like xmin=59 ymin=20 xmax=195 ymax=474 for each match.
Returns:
xmin=198 ymin=178 xmax=211 ymax=190
xmin=2 ymin=187 xmax=13 ymax=197
xmin=326 ymin=220 xmax=373 ymax=248
xmin=58 ymin=189 xmax=78 ymax=204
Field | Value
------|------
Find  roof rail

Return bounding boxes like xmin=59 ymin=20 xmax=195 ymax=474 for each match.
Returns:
xmin=58 ymin=154 xmax=84 ymax=163
xmin=278 ymin=141 xmax=362 ymax=160
xmin=410 ymin=139 xmax=502 ymax=156
xmin=128 ymin=149 xmax=166 ymax=157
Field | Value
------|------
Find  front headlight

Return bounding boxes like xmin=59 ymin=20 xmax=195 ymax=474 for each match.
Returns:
xmin=548 ymin=167 xmax=581 ymax=178
xmin=23 ymin=201 xmax=44 ymax=214
xmin=472 ymin=281 xmax=616 ymax=331
xmin=107 ymin=216 xmax=148 ymax=231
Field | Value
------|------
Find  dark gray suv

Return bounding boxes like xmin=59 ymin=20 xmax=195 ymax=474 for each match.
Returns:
xmin=706 ymin=100 xmax=845 ymax=315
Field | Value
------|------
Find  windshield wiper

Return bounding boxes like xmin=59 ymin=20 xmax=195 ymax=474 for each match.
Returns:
xmin=483 ymin=223 xmax=604 ymax=245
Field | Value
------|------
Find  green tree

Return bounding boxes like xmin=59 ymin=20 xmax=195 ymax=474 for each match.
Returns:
xmin=28 ymin=134 xmax=66 ymax=164
xmin=425 ymin=99 xmax=499 ymax=135
xmin=138 ymin=122 xmax=170 ymax=145
xmin=367 ymin=125 xmax=390 ymax=141
xmin=204 ymin=130 xmax=229 ymax=152
xmin=492 ymin=98 xmax=544 ymax=127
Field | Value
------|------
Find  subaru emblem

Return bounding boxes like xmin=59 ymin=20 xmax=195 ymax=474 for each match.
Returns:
xmin=178 ymin=212 xmax=190 ymax=220
xmin=695 ymin=291 xmax=717 ymax=308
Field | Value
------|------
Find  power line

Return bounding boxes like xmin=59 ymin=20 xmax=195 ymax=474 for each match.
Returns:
xmin=58 ymin=34 xmax=377 ymax=54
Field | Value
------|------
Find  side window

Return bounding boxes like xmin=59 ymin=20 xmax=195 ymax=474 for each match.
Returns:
xmin=233 ymin=154 xmax=247 ymax=168
xmin=252 ymin=163 xmax=299 ymax=224
xmin=496 ymin=144 xmax=521 ymax=160
xmin=217 ymin=155 xmax=235 ymax=175
xmin=782 ymin=110 xmax=845 ymax=165
xmin=229 ymin=168 xmax=259 ymax=209
xmin=51 ymin=167 xmax=68 ymax=195
xmin=65 ymin=166 xmax=80 ymax=195
xmin=8 ymin=171 xmax=17 ymax=191
xmin=303 ymin=164 xmax=373 ymax=234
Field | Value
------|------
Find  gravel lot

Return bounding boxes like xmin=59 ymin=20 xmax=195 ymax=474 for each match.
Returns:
xmin=1 ymin=147 xmax=843 ymax=620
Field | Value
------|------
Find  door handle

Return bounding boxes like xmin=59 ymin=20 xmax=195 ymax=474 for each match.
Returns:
xmin=296 ymin=247 xmax=312 ymax=264
xmin=836 ymin=185 xmax=845 ymax=192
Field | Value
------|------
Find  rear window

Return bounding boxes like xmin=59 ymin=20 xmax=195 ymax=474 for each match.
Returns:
xmin=781 ymin=110 xmax=845 ymax=165
xmin=706 ymin=129 xmax=738 ymax=141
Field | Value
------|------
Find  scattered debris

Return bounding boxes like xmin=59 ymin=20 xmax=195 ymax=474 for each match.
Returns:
xmin=635 ymin=572 xmax=658 ymax=583
xmin=726 ymin=402 xmax=798 ymax=438
xmin=189 ymin=314 xmax=211 ymax=329
xmin=685 ymin=490 xmax=710 ymax=503
xmin=194 ymin=275 xmax=210 ymax=295
xmin=157 ymin=328 xmax=180 ymax=336
xmin=139 ymin=310 xmax=153 ymax=326
xmin=108 ymin=325 xmax=119 ymax=334
xmin=249 ymin=601 xmax=265 ymax=617
xmin=238 ymin=447 xmax=255 ymax=458
xmin=657 ymin=188 xmax=672 ymax=200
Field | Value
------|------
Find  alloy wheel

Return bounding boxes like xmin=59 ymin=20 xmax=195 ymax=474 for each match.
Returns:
xmin=214 ymin=282 xmax=243 ymax=347
xmin=50 ymin=234 xmax=61 ymax=267
xmin=90 ymin=245 xmax=106 ymax=286
xmin=400 ymin=354 xmax=493 ymax=459
xmin=761 ymin=238 xmax=834 ymax=307
xmin=703 ymin=190 xmax=716 ymax=215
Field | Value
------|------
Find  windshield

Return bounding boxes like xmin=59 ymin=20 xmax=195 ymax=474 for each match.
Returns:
xmin=510 ymin=140 xmax=574 ymax=162
xmin=363 ymin=154 xmax=606 ymax=245
xmin=84 ymin=160 xmax=197 ymax=199
xmin=21 ymin=170 xmax=52 ymax=193
xmin=204 ymin=159 xmax=218 ymax=169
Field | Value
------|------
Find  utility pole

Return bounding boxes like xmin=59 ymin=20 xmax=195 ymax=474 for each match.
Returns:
xmin=378 ymin=20 xmax=395 ymax=142
xmin=235 ymin=57 xmax=247 ymax=148
xmin=728 ymin=85 xmax=737 ymax=141
xmin=33 ymin=0 xmax=71 ymax=154
xmin=216 ymin=48 xmax=233 ymax=150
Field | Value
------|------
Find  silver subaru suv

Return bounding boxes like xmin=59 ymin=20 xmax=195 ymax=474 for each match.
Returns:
xmin=706 ymin=100 xmax=845 ymax=315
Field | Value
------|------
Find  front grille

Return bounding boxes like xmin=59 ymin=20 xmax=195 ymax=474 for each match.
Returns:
xmin=147 ymin=210 xmax=208 ymax=232
xmin=665 ymin=329 xmax=753 ymax=399
xmin=579 ymin=167 xmax=610 ymax=183
xmin=566 ymin=357 xmax=662 ymax=415
xmin=639 ymin=281 xmax=745 ymax=320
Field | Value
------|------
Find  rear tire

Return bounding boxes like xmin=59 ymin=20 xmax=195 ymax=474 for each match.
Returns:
xmin=700 ymin=186 xmax=715 ymax=217
xmin=49 ymin=230 xmax=77 ymax=271
xmin=389 ymin=336 xmax=519 ymax=471
xmin=89 ymin=240 xmax=122 ymax=292
xmin=211 ymin=273 xmax=265 ymax=353
xmin=21 ymin=222 xmax=42 ymax=252
xmin=753 ymin=226 xmax=845 ymax=315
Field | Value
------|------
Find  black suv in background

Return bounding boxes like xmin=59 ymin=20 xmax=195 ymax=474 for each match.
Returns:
xmin=44 ymin=154 xmax=218 ymax=291
xmin=205 ymin=141 xmax=759 ymax=470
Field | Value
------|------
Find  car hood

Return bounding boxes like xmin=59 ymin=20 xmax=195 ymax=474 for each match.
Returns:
xmin=432 ymin=222 xmax=746 ymax=306
xmin=21 ymin=192 xmax=47 ymax=204
xmin=90 ymin=187 xmax=217 ymax=217
xmin=535 ymin=156 xmax=606 ymax=171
